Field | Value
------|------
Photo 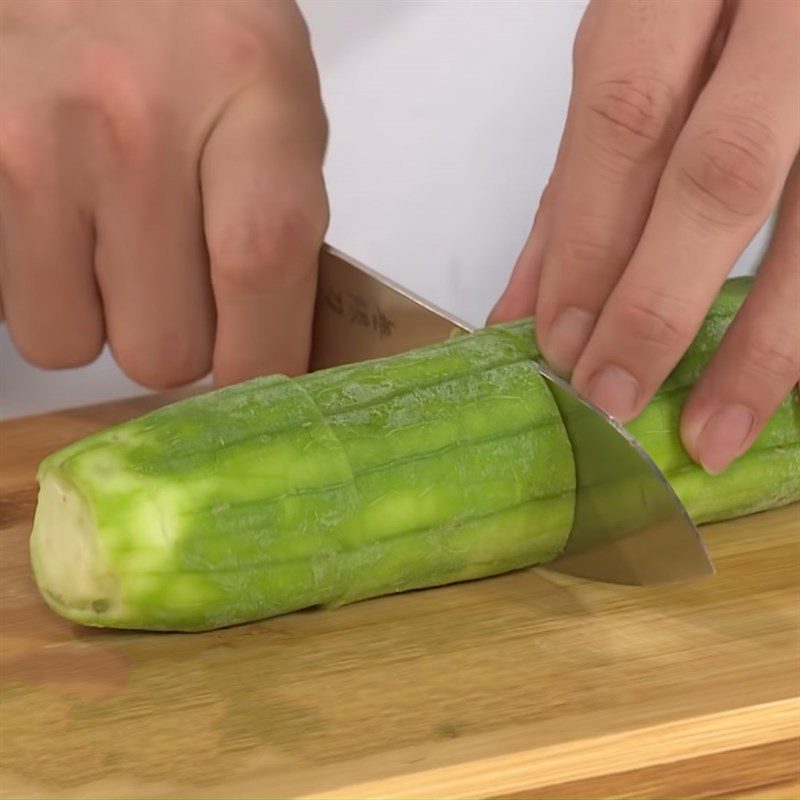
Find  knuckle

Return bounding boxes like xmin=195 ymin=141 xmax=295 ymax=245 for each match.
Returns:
xmin=0 ymin=110 xmax=41 ymax=190
xmin=584 ymin=71 xmax=679 ymax=162
xmin=617 ymin=286 xmax=696 ymax=352
xmin=115 ymin=333 xmax=210 ymax=390
xmin=557 ymin=233 xmax=627 ymax=278
xmin=548 ymin=234 xmax=628 ymax=314
xmin=678 ymin=116 xmax=780 ymax=225
xmin=210 ymin=208 xmax=325 ymax=294
xmin=201 ymin=14 xmax=267 ymax=74
xmin=60 ymin=43 xmax=156 ymax=165
xmin=741 ymin=330 xmax=800 ymax=385
xmin=201 ymin=2 xmax=310 ymax=76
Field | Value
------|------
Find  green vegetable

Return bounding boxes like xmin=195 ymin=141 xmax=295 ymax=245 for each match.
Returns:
xmin=30 ymin=328 xmax=575 ymax=631
xmin=29 ymin=277 xmax=800 ymax=631
xmin=625 ymin=279 xmax=800 ymax=524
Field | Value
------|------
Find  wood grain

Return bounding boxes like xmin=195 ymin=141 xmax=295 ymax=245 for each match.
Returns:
xmin=1 ymin=394 xmax=798 ymax=799
xmin=497 ymin=738 xmax=800 ymax=799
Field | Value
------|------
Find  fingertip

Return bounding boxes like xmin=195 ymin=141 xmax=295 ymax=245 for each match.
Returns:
xmin=539 ymin=305 xmax=596 ymax=378
xmin=573 ymin=362 xmax=643 ymax=424
xmin=485 ymin=295 xmax=503 ymax=326
xmin=486 ymin=292 xmax=518 ymax=325
xmin=490 ymin=214 xmax=551 ymax=326
xmin=487 ymin=258 xmax=542 ymax=325
xmin=679 ymin=414 xmax=703 ymax=468
xmin=693 ymin=404 xmax=757 ymax=475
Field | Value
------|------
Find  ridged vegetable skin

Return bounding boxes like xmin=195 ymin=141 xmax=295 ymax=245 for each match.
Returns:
xmin=31 ymin=328 xmax=575 ymax=631
xmin=29 ymin=277 xmax=800 ymax=631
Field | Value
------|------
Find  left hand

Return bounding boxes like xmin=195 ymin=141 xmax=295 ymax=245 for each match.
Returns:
xmin=490 ymin=0 xmax=799 ymax=474
xmin=1 ymin=0 xmax=328 ymax=389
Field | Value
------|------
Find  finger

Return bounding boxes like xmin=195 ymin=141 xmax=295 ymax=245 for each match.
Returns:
xmin=0 ymin=111 xmax=103 ymax=367
xmin=533 ymin=0 xmax=722 ymax=375
xmin=490 ymin=65 xmax=607 ymax=328
xmin=490 ymin=57 xmax=595 ymax=327
xmin=202 ymin=82 xmax=328 ymax=386
xmin=680 ymin=155 xmax=800 ymax=474
xmin=572 ymin=0 xmax=800 ymax=422
xmin=92 ymin=128 xmax=215 ymax=389
xmin=487 ymin=174 xmax=556 ymax=324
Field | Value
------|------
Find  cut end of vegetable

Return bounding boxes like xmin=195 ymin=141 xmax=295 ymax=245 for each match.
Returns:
xmin=30 ymin=469 xmax=122 ymax=626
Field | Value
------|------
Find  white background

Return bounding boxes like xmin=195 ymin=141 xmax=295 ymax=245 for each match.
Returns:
xmin=0 ymin=0 xmax=769 ymax=419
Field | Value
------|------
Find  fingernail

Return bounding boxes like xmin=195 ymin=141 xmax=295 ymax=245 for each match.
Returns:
xmin=584 ymin=364 xmax=640 ymax=422
xmin=544 ymin=307 xmax=596 ymax=376
xmin=696 ymin=404 xmax=755 ymax=475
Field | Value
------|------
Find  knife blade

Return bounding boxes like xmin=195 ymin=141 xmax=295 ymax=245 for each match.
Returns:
xmin=310 ymin=245 xmax=714 ymax=586
xmin=309 ymin=245 xmax=472 ymax=371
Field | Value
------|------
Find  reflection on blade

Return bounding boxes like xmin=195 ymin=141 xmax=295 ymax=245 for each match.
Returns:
xmin=536 ymin=363 xmax=714 ymax=585
xmin=310 ymin=246 xmax=470 ymax=371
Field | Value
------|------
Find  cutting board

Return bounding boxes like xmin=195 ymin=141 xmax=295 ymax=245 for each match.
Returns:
xmin=1 ymin=393 xmax=798 ymax=800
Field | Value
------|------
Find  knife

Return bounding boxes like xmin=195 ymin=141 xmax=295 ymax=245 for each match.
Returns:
xmin=310 ymin=245 xmax=714 ymax=586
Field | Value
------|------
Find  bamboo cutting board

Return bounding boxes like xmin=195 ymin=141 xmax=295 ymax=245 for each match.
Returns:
xmin=1 ymin=394 xmax=798 ymax=800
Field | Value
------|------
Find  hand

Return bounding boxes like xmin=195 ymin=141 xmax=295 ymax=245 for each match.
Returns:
xmin=491 ymin=0 xmax=799 ymax=474
xmin=1 ymin=0 xmax=328 ymax=388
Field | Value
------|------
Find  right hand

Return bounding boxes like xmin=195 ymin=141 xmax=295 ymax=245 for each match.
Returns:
xmin=1 ymin=0 xmax=329 ymax=388
xmin=490 ymin=0 xmax=799 ymax=474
